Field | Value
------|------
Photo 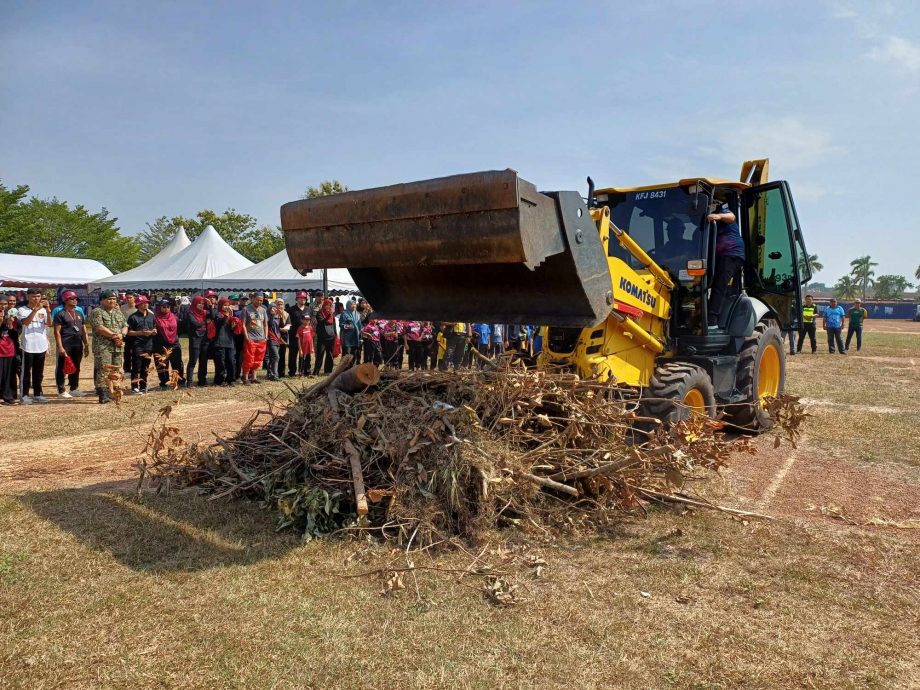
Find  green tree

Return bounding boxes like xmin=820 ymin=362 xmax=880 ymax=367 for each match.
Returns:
xmin=0 ymin=180 xmax=33 ymax=253
xmin=234 ymin=224 xmax=286 ymax=262
xmin=798 ymin=253 xmax=822 ymax=285
xmin=871 ymin=274 xmax=913 ymax=300
xmin=0 ymin=187 xmax=140 ymax=272
xmin=136 ymin=216 xmax=186 ymax=261
xmin=303 ymin=180 xmax=348 ymax=199
xmin=834 ymin=275 xmax=860 ymax=300
xmin=915 ymin=264 xmax=920 ymax=282
xmin=141 ymin=209 xmax=285 ymax=263
xmin=849 ymin=255 xmax=878 ymax=301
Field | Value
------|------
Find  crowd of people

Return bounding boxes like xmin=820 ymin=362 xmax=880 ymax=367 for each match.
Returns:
xmin=0 ymin=281 xmax=879 ymax=407
xmin=0 ymin=287 xmax=541 ymax=406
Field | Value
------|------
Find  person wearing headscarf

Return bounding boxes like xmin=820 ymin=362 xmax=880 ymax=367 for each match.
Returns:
xmin=380 ymin=319 xmax=405 ymax=370
xmin=360 ymin=318 xmax=383 ymax=366
xmin=184 ymin=295 xmax=210 ymax=387
xmin=338 ymin=300 xmax=363 ymax=367
xmin=403 ymin=320 xmax=425 ymax=371
xmin=313 ymin=298 xmax=337 ymax=375
xmin=0 ymin=306 xmax=21 ymax=404
xmin=213 ymin=297 xmax=241 ymax=386
xmin=153 ymin=298 xmax=184 ymax=389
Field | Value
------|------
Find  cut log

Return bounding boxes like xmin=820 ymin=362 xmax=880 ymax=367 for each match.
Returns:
xmin=344 ymin=439 xmax=369 ymax=515
xmin=329 ymin=363 xmax=380 ymax=394
xmin=301 ymin=355 xmax=354 ymax=400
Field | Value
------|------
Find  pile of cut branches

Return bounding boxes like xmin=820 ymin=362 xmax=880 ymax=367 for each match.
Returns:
xmin=143 ymin=356 xmax=805 ymax=546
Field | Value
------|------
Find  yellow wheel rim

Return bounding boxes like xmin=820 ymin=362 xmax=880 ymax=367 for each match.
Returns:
xmin=758 ymin=343 xmax=781 ymax=402
xmin=683 ymin=388 xmax=706 ymax=416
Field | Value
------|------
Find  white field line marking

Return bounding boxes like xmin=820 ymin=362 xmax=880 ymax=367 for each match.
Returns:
xmin=799 ymin=398 xmax=901 ymax=415
xmin=758 ymin=444 xmax=801 ymax=510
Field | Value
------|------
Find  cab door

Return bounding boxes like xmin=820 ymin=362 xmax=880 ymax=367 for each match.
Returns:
xmin=741 ymin=181 xmax=810 ymax=330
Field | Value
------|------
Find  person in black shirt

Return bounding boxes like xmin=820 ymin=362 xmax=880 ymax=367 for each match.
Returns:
xmin=285 ymin=291 xmax=311 ymax=377
xmin=126 ymin=296 xmax=157 ymax=393
xmin=52 ymin=290 xmax=89 ymax=398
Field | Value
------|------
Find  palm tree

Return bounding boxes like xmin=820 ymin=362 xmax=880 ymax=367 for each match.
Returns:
xmin=834 ymin=275 xmax=860 ymax=300
xmin=915 ymin=264 xmax=920 ymax=282
xmin=850 ymin=255 xmax=878 ymax=301
xmin=798 ymin=253 xmax=822 ymax=286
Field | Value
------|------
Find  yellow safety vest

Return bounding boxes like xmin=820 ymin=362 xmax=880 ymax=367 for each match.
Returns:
xmin=802 ymin=305 xmax=816 ymax=323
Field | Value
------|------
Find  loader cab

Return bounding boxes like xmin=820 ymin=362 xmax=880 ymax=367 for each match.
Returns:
xmin=598 ymin=182 xmax=723 ymax=336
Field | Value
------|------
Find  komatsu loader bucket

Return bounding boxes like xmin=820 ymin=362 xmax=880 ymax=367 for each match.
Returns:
xmin=281 ymin=170 xmax=612 ymax=327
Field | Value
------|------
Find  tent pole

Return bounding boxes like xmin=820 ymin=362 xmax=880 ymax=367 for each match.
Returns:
xmin=322 ymin=268 xmax=328 ymax=295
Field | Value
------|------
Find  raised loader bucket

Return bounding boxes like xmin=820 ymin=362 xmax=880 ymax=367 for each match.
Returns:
xmin=281 ymin=170 xmax=612 ymax=327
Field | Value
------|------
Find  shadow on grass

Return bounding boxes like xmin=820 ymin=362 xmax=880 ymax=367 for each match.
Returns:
xmin=17 ymin=480 xmax=300 ymax=573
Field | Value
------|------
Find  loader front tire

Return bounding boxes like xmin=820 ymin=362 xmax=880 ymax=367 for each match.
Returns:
xmin=641 ymin=362 xmax=716 ymax=427
xmin=723 ymin=320 xmax=785 ymax=431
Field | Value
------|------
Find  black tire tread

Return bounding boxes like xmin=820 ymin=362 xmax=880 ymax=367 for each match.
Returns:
xmin=641 ymin=362 xmax=716 ymax=425
xmin=723 ymin=320 xmax=784 ymax=431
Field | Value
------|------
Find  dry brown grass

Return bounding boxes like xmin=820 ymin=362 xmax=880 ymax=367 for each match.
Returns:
xmin=1 ymin=330 xmax=919 ymax=689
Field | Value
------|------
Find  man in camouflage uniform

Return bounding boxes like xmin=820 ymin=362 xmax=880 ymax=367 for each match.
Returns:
xmin=88 ymin=289 xmax=128 ymax=404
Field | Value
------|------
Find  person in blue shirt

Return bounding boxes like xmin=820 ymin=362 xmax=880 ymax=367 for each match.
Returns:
xmin=706 ymin=201 xmax=746 ymax=328
xmin=822 ymin=297 xmax=847 ymax=354
xmin=472 ymin=323 xmax=491 ymax=368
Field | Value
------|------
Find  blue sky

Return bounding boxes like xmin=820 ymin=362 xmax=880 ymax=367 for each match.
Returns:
xmin=2 ymin=0 xmax=918 ymax=284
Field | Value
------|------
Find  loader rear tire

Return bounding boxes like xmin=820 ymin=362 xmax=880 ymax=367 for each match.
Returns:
xmin=723 ymin=320 xmax=785 ymax=432
xmin=641 ymin=362 xmax=716 ymax=427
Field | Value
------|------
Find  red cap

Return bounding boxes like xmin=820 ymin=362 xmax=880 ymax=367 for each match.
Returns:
xmin=135 ymin=295 xmax=150 ymax=305
xmin=204 ymin=289 xmax=218 ymax=297
xmin=61 ymin=290 xmax=78 ymax=301
xmin=296 ymin=291 xmax=308 ymax=298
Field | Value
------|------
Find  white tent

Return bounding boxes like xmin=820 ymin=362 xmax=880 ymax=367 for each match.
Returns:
xmin=302 ymin=268 xmax=359 ymax=295
xmin=0 ymin=253 xmax=112 ymax=288
xmin=90 ymin=227 xmax=192 ymax=289
xmin=208 ymin=249 xmax=358 ymax=294
xmin=89 ymin=225 xmax=253 ymax=290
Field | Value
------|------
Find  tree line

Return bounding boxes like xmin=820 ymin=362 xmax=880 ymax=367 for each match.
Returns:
xmin=832 ymin=256 xmax=916 ymax=301
xmin=0 ymin=179 xmax=347 ymax=272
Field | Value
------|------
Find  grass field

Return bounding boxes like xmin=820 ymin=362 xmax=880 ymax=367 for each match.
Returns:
xmin=1 ymin=323 xmax=918 ymax=689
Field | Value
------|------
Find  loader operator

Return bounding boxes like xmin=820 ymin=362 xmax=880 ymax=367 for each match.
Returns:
xmin=656 ymin=217 xmax=696 ymax=265
xmin=706 ymin=201 xmax=745 ymax=328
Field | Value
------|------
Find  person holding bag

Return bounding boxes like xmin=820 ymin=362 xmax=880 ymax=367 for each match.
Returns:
xmin=52 ymin=290 xmax=89 ymax=398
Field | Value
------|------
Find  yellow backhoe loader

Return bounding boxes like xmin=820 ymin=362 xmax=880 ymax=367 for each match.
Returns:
xmin=280 ymin=159 xmax=811 ymax=430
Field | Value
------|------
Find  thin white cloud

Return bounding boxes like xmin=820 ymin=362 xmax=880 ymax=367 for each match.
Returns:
xmin=866 ymin=35 xmax=920 ymax=72
xmin=704 ymin=117 xmax=840 ymax=171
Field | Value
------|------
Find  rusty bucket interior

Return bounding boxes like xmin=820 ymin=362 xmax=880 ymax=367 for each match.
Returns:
xmin=281 ymin=170 xmax=612 ymax=327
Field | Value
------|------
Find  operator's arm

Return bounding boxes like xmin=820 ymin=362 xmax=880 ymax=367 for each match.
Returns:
xmin=707 ymin=211 xmax=736 ymax=223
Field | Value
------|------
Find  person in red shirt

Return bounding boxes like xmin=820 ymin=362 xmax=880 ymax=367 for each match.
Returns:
xmin=295 ymin=317 xmax=315 ymax=375
xmin=0 ymin=307 xmax=20 ymax=404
